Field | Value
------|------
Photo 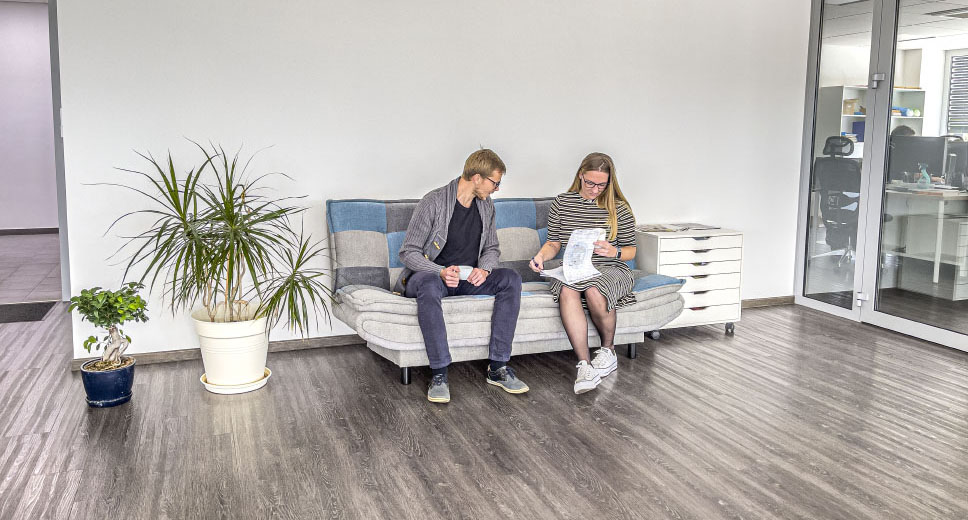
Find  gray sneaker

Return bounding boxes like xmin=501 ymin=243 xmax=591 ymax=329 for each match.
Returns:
xmin=427 ymin=374 xmax=450 ymax=403
xmin=486 ymin=365 xmax=530 ymax=394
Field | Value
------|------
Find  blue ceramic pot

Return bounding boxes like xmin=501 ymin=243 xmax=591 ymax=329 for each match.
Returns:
xmin=80 ymin=357 xmax=135 ymax=407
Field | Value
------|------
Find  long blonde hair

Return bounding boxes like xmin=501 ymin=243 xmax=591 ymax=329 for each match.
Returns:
xmin=567 ymin=152 xmax=633 ymax=240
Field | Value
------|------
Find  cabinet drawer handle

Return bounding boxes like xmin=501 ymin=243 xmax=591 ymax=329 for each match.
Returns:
xmin=692 ymin=290 xmax=709 ymax=295
xmin=691 ymin=275 xmax=709 ymax=279
xmin=689 ymin=306 xmax=708 ymax=311
xmin=693 ymin=237 xmax=711 ymax=241
xmin=692 ymin=249 xmax=711 ymax=253
xmin=692 ymin=262 xmax=710 ymax=266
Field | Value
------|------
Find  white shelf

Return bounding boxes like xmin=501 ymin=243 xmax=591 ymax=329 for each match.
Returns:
xmin=843 ymin=86 xmax=925 ymax=92
xmin=840 ymin=114 xmax=922 ymax=119
xmin=817 ymin=85 xmax=925 ymax=158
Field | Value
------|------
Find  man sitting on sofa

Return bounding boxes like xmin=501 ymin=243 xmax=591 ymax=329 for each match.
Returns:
xmin=395 ymin=148 xmax=528 ymax=403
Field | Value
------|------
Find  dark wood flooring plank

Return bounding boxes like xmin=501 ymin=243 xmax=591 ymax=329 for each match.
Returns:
xmin=0 ymin=303 xmax=967 ymax=519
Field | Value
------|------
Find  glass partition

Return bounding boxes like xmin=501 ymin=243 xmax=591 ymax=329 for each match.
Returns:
xmin=803 ymin=0 xmax=875 ymax=309
xmin=874 ymin=1 xmax=968 ymax=335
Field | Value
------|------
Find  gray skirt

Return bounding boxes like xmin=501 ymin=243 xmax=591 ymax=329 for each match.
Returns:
xmin=549 ymin=262 xmax=635 ymax=312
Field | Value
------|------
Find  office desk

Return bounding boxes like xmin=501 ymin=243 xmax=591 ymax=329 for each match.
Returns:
xmin=884 ymin=187 xmax=968 ymax=286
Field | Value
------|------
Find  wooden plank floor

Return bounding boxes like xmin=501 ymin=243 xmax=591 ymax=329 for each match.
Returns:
xmin=0 ymin=304 xmax=965 ymax=519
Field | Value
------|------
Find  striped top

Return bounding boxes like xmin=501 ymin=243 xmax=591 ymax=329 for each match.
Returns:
xmin=547 ymin=191 xmax=636 ymax=266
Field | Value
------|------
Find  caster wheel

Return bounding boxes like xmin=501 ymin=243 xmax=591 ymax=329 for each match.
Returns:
xmin=725 ymin=323 xmax=735 ymax=335
xmin=648 ymin=330 xmax=660 ymax=340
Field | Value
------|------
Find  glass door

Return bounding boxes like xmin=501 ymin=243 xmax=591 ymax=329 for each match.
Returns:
xmin=859 ymin=0 xmax=968 ymax=351
xmin=796 ymin=0 xmax=884 ymax=319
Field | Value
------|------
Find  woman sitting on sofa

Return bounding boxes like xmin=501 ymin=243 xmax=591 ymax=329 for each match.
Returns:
xmin=529 ymin=152 xmax=637 ymax=394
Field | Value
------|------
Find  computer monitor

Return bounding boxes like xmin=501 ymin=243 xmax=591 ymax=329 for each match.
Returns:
xmin=887 ymin=136 xmax=946 ymax=182
xmin=945 ymin=140 xmax=968 ymax=188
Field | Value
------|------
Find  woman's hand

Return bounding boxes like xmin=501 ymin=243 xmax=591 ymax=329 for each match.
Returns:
xmin=529 ymin=255 xmax=544 ymax=273
xmin=593 ymin=240 xmax=617 ymax=258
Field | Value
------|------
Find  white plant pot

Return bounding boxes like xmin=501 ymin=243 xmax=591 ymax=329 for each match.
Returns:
xmin=191 ymin=306 xmax=269 ymax=388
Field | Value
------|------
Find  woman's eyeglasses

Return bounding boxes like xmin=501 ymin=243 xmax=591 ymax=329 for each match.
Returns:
xmin=581 ymin=174 xmax=609 ymax=190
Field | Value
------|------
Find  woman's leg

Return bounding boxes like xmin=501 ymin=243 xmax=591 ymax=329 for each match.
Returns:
xmin=559 ymin=287 xmax=591 ymax=362
xmin=585 ymin=287 xmax=616 ymax=350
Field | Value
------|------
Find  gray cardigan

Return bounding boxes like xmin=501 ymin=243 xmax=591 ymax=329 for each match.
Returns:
xmin=394 ymin=178 xmax=501 ymax=293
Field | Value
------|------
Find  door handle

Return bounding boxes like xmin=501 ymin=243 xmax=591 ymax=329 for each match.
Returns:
xmin=692 ymin=249 xmax=711 ymax=253
xmin=870 ymin=72 xmax=886 ymax=89
xmin=692 ymin=262 xmax=710 ymax=266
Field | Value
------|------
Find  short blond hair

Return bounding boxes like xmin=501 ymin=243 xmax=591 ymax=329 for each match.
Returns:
xmin=462 ymin=149 xmax=506 ymax=180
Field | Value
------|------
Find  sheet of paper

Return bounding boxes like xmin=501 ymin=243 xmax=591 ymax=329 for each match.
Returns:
xmin=540 ymin=228 xmax=605 ymax=284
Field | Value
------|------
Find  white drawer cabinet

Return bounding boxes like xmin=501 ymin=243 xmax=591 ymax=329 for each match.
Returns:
xmin=636 ymin=227 xmax=743 ymax=335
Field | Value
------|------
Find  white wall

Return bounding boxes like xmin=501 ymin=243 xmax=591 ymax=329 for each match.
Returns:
xmin=898 ymin=49 xmax=922 ymax=90
xmin=0 ymin=1 xmax=58 ymax=230
xmin=57 ymin=0 xmax=812 ymax=358
xmin=919 ymin=49 xmax=945 ymax=136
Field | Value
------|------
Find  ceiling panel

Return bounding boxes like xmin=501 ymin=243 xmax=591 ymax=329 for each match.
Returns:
xmin=821 ymin=1 xmax=968 ymax=41
xmin=823 ymin=32 xmax=875 ymax=46
xmin=822 ymin=13 xmax=876 ymax=37
xmin=824 ymin=1 xmax=874 ymax=20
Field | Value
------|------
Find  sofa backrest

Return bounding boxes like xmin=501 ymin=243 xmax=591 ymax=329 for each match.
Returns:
xmin=326 ymin=197 xmax=634 ymax=291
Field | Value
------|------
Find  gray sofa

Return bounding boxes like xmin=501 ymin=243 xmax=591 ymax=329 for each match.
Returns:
xmin=326 ymin=197 xmax=685 ymax=383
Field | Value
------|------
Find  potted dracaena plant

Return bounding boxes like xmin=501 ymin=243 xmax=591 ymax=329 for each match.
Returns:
xmin=68 ymin=282 xmax=148 ymax=407
xmin=107 ymin=142 xmax=334 ymax=393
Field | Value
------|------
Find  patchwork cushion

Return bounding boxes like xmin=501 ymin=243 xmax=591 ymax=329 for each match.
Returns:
xmin=327 ymin=199 xmax=418 ymax=291
xmin=327 ymin=196 xmax=642 ymax=291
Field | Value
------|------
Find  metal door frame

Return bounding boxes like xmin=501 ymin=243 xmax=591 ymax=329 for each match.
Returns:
xmin=794 ymin=0 xmax=886 ymax=322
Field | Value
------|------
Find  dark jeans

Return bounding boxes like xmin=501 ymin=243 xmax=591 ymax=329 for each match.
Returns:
xmin=404 ymin=268 xmax=522 ymax=369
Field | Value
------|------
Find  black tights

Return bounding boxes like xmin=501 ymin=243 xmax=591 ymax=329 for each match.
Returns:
xmin=559 ymin=287 xmax=616 ymax=363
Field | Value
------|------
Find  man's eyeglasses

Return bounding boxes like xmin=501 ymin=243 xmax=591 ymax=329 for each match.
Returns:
xmin=581 ymin=174 xmax=609 ymax=190
xmin=483 ymin=177 xmax=501 ymax=189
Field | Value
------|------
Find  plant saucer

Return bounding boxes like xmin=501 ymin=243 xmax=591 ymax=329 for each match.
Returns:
xmin=200 ymin=368 xmax=271 ymax=394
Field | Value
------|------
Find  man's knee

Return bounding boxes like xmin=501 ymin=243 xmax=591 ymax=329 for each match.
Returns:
xmin=409 ymin=271 xmax=445 ymax=298
xmin=491 ymin=268 xmax=522 ymax=290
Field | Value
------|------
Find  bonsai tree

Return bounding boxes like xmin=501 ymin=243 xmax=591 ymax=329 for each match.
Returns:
xmin=68 ymin=282 xmax=149 ymax=370
xmin=107 ymin=141 xmax=334 ymax=332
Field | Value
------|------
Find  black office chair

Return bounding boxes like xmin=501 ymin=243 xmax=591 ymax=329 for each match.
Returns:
xmin=813 ymin=136 xmax=862 ymax=265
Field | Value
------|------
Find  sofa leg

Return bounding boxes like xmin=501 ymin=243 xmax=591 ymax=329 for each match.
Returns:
xmin=627 ymin=343 xmax=637 ymax=359
xmin=400 ymin=367 xmax=411 ymax=385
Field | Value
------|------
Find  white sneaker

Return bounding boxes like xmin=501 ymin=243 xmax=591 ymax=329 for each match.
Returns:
xmin=591 ymin=347 xmax=617 ymax=378
xmin=574 ymin=360 xmax=601 ymax=394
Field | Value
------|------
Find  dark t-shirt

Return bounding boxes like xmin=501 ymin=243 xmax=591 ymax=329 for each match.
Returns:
xmin=435 ymin=199 xmax=483 ymax=268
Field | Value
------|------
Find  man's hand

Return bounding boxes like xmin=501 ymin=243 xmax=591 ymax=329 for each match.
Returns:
xmin=440 ymin=265 xmax=460 ymax=288
xmin=593 ymin=240 xmax=617 ymax=258
xmin=467 ymin=268 xmax=489 ymax=286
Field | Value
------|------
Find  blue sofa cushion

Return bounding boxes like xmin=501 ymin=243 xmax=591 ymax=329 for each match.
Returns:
xmin=633 ymin=274 xmax=684 ymax=292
